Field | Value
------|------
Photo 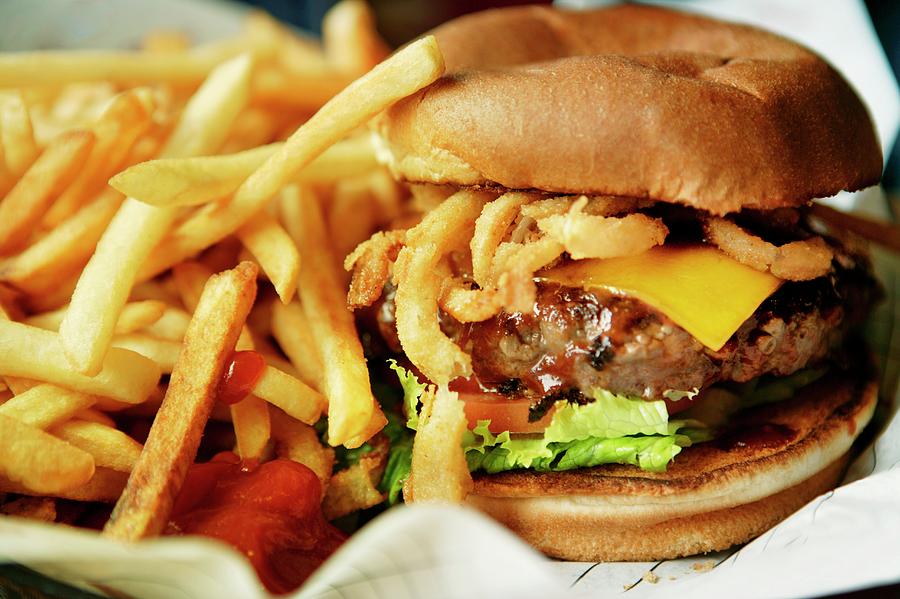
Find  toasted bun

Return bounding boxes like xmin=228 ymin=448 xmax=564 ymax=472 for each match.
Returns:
xmin=466 ymin=366 xmax=878 ymax=561
xmin=372 ymin=5 xmax=882 ymax=215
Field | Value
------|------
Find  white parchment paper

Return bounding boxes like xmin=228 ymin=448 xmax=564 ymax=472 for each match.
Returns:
xmin=0 ymin=1 xmax=898 ymax=598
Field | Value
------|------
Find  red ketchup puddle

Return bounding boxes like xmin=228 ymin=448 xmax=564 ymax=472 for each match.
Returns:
xmin=218 ymin=351 xmax=266 ymax=405
xmin=167 ymin=452 xmax=346 ymax=594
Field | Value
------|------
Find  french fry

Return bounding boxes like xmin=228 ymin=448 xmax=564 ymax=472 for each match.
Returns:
xmin=110 ymin=135 xmax=377 ymax=209
xmin=0 ymin=320 xmax=161 ymax=404
xmin=138 ymin=35 xmax=445 ymax=280
xmin=0 ymin=384 xmax=95 ymax=429
xmin=24 ymin=300 xmax=166 ymax=334
xmin=142 ymin=306 xmax=191 ymax=341
xmin=0 ymin=130 xmax=95 ymax=255
xmin=59 ymin=54 xmax=253 ymax=375
xmin=0 ymin=49 xmax=235 ymax=87
xmin=111 ymin=333 xmax=182 ymax=373
xmin=271 ymin=300 xmax=323 ymax=390
xmin=231 ymin=395 xmax=270 ymax=461
xmin=43 ymin=88 xmax=155 ymax=227
xmin=281 ymin=186 xmax=384 ymax=446
xmin=236 ymin=211 xmax=300 ymax=303
xmin=0 ymin=467 xmax=127 ymax=502
xmin=251 ymin=67 xmax=352 ymax=112
xmin=270 ymin=408 xmax=334 ymax=492
xmin=0 ymin=189 xmax=123 ymax=296
xmin=1 ymin=91 xmax=40 ymax=176
xmin=104 ymin=262 xmax=257 ymax=540
xmin=74 ymin=408 xmax=117 ymax=427
xmin=252 ymin=365 xmax=325 ymax=425
xmin=109 ymin=143 xmax=278 ymax=207
xmin=329 ymin=177 xmax=379 ymax=262
xmin=0 ymin=413 xmax=95 ymax=494
xmin=405 ymin=386 xmax=472 ymax=502
xmin=322 ymin=0 xmax=391 ymax=76
xmin=322 ymin=461 xmax=384 ymax=520
xmin=51 ymin=420 xmax=143 ymax=472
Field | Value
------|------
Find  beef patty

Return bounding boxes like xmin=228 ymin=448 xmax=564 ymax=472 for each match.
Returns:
xmin=371 ymin=244 xmax=878 ymax=403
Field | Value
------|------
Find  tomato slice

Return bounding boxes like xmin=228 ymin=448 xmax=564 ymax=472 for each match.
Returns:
xmin=663 ymin=395 xmax=699 ymax=415
xmin=456 ymin=391 xmax=554 ymax=434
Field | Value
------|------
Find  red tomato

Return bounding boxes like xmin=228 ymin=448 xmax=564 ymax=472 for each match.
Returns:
xmin=663 ymin=395 xmax=699 ymax=415
xmin=459 ymin=392 xmax=555 ymax=434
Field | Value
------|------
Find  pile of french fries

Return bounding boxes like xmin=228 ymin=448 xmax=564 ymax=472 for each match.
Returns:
xmin=0 ymin=1 xmax=444 ymax=536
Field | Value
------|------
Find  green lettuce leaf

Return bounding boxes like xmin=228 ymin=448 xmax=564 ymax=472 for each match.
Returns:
xmin=543 ymin=389 xmax=680 ymax=442
xmin=388 ymin=359 xmax=427 ymax=431
xmin=463 ymin=392 xmax=704 ymax=474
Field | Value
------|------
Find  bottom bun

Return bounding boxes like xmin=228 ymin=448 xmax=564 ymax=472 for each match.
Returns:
xmin=466 ymin=365 xmax=878 ymax=561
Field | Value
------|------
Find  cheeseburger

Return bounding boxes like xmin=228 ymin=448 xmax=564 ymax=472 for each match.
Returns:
xmin=349 ymin=5 xmax=883 ymax=560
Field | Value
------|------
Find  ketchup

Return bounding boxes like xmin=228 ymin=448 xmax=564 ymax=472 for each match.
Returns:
xmin=168 ymin=453 xmax=346 ymax=594
xmin=218 ymin=351 xmax=266 ymax=405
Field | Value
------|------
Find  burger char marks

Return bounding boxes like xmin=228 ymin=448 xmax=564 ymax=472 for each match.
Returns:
xmin=369 ymin=243 xmax=877 ymax=404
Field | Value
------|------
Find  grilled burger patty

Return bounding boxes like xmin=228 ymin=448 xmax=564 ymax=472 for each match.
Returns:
xmin=372 ymin=244 xmax=878 ymax=404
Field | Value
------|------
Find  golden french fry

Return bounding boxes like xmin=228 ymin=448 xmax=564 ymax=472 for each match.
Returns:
xmin=142 ymin=306 xmax=191 ymax=341
xmin=0 ymin=320 xmax=161 ymax=404
xmin=110 ymin=143 xmax=278 ymax=207
xmin=139 ymin=35 xmax=445 ymax=280
xmin=279 ymin=186 xmax=381 ymax=446
xmin=0 ymin=130 xmax=95 ymax=255
xmin=251 ymin=67 xmax=352 ymax=112
xmin=51 ymin=420 xmax=143 ymax=473
xmin=111 ymin=333 xmax=182 ymax=373
xmin=236 ymin=211 xmax=300 ymax=303
xmin=0 ymin=413 xmax=95 ymax=494
xmin=0 ymin=467 xmax=127 ymax=502
xmin=323 ymin=0 xmax=391 ymax=76
xmin=252 ymin=364 xmax=325 ymax=425
xmin=405 ymin=386 xmax=472 ymax=502
xmin=270 ymin=408 xmax=334 ymax=492
xmin=0 ymin=48 xmax=236 ymax=87
xmin=59 ymin=54 xmax=254 ymax=376
xmin=231 ymin=396 xmax=270 ymax=460
xmin=271 ymin=300 xmax=323 ymax=390
xmin=104 ymin=262 xmax=257 ymax=541
xmin=0 ymin=189 xmax=123 ymax=296
xmin=329 ymin=177 xmax=379 ymax=264
xmin=74 ymin=408 xmax=116 ymax=427
xmin=1 ymin=91 xmax=40 ymax=176
xmin=322 ymin=461 xmax=384 ymax=520
xmin=130 ymin=279 xmax=183 ymax=307
xmin=0 ymin=384 xmax=95 ymax=429
xmin=111 ymin=135 xmax=377 ymax=209
xmin=43 ymin=88 xmax=155 ymax=227
xmin=25 ymin=300 xmax=166 ymax=334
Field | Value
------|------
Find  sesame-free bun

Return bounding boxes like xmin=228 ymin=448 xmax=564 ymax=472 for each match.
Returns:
xmin=372 ymin=5 xmax=882 ymax=215
xmin=466 ymin=367 xmax=878 ymax=561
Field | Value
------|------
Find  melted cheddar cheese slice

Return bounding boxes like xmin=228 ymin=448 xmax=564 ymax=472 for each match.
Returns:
xmin=540 ymin=244 xmax=782 ymax=351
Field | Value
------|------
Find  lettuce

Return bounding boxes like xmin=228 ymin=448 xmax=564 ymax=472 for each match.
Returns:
xmin=388 ymin=359 xmax=427 ymax=430
xmin=463 ymin=392 xmax=705 ymax=474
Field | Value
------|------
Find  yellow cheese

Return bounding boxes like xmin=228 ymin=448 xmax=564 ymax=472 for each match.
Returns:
xmin=539 ymin=244 xmax=782 ymax=351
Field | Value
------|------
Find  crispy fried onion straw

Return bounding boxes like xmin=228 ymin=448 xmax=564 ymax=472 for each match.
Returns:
xmin=344 ymin=229 xmax=405 ymax=309
xmin=536 ymin=196 xmax=667 ymax=260
xmin=393 ymin=190 xmax=495 ymax=385
xmin=704 ymin=217 xmax=833 ymax=281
